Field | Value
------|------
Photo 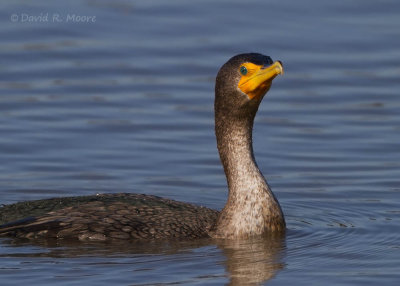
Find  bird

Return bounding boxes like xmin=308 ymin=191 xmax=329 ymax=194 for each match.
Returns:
xmin=0 ymin=53 xmax=285 ymax=241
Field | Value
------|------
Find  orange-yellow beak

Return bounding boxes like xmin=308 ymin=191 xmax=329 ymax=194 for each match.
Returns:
xmin=238 ymin=61 xmax=283 ymax=100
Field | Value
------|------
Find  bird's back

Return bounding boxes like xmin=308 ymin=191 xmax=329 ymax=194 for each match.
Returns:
xmin=0 ymin=193 xmax=219 ymax=241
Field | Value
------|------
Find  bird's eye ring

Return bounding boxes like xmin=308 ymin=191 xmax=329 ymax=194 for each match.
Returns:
xmin=239 ymin=66 xmax=248 ymax=76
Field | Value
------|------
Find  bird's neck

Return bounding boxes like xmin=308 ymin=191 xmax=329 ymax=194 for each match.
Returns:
xmin=216 ymin=116 xmax=260 ymax=195
xmin=213 ymin=113 xmax=285 ymax=238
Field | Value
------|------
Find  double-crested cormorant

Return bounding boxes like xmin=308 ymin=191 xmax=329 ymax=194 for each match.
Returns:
xmin=0 ymin=53 xmax=285 ymax=241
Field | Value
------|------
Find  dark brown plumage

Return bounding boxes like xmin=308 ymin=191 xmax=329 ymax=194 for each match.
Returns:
xmin=0 ymin=194 xmax=218 ymax=240
xmin=0 ymin=53 xmax=285 ymax=241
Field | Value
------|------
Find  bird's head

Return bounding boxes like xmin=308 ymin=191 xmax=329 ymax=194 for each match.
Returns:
xmin=215 ymin=53 xmax=283 ymax=120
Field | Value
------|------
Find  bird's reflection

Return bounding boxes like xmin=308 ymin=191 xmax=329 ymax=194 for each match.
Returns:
xmin=1 ymin=233 xmax=286 ymax=285
xmin=215 ymin=233 xmax=286 ymax=285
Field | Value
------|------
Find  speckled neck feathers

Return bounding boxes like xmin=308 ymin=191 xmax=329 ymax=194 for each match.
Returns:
xmin=212 ymin=107 xmax=285 ymax=238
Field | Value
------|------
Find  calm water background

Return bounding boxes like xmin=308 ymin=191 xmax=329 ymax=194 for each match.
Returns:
xmin=0 ymin=0 xmax=399 ymax=285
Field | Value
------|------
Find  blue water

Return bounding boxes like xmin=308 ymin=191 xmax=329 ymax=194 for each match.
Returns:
xmin=0 ymin=0 xmax=399 ymax=285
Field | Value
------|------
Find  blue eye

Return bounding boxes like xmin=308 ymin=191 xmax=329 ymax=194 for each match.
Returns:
xmin=240 ymin=66 xmax=248 ymax=75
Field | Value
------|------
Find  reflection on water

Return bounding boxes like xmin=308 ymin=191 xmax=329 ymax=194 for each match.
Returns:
xmin=1 ymin=234 xmax=286 ymax=286
xmin=216 ymin=235 xmax=285 ymax=285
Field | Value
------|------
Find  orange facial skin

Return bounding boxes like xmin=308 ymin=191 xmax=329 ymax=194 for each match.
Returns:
xmin=238 ymin=61 xmax=283 ymax=99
